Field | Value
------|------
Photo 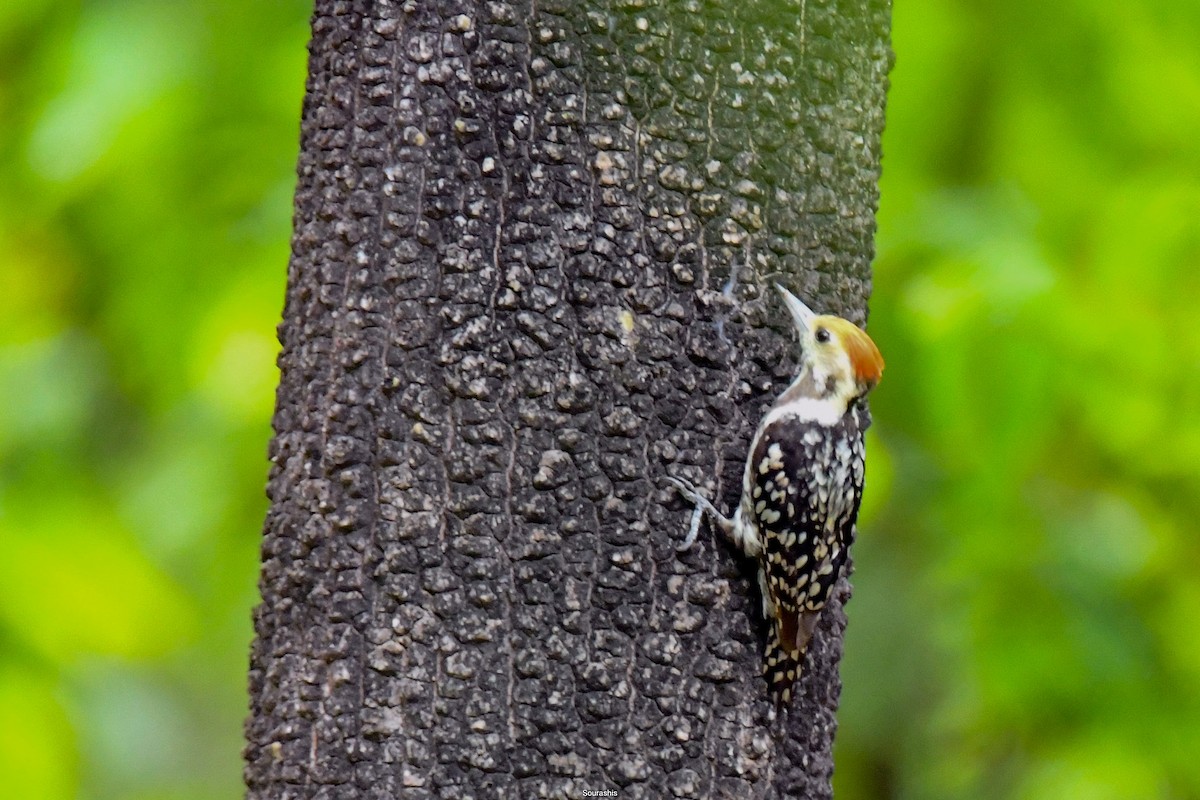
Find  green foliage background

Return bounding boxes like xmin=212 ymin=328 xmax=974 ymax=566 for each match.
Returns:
xmin=1 ymin=1 xmax=1197 ymax=798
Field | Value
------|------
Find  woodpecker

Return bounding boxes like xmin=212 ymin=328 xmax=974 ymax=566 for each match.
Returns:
xmin=669 ymin=285 xmax=884 ymax=706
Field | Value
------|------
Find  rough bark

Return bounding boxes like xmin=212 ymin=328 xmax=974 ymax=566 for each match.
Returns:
xmin=245 ymin=0 xmax=891 ymax=797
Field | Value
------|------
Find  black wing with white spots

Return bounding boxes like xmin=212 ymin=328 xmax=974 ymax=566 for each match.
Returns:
xmin=743 ymin=401 xmax=870 ymax=703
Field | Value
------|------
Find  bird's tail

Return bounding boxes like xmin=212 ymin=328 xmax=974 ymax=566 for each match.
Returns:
xmin=764 ymin=619 xmax=802 ymax=707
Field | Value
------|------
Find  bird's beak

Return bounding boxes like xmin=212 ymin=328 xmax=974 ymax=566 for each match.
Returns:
xmin=775 ymin=283 xmax=816 ymax=334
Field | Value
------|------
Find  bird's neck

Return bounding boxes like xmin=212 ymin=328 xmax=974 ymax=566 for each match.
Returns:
xmin=778 ymin=365 xmax=841 ymax=403
xmin=766 ymin=366 xmax=856 ymax=427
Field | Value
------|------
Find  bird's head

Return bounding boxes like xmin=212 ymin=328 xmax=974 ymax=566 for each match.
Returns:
xmin=775 ymin=284 xmax=884 ymax=399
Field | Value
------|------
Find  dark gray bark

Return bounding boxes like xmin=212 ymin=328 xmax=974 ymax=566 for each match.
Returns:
xmin=246 ymin=0 xmax=890 ymax=797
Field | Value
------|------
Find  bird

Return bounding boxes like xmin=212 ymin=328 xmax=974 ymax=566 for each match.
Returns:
xmin=669 ymin=284 xmax=884 ymax=705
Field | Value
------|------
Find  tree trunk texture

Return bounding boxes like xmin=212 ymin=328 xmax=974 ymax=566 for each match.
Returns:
xmin=245 ymin=0 xmax=891 ymax=797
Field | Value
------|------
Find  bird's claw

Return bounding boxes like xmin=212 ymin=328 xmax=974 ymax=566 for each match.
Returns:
xmin=666 ymin=475 xmax=702 ymax=502
xmin=666 ymin=474 xmax=710 ymax=552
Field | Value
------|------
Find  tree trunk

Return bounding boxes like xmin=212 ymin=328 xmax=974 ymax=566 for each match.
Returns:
xmin=245 ymin=0 xmax=890 ymax=797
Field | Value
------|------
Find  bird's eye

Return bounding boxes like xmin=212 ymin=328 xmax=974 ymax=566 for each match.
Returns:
xmin=815 ymin=328 xmax=831 ymax=344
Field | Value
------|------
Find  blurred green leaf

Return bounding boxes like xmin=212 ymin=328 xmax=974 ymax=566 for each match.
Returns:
xmin=0 ymin=663 xmax=77 ymax=800
xmin=0 ymin=0 xmax=308 ymax=796
xmin=0 ymin=495 xmax=197 ymax=662
xmin=841 ymin=0 xmax=1200 ymax=796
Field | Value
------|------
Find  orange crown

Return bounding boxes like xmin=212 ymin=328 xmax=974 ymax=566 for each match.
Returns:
xmin=821 ymin=316 xmax=885 ymax=389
